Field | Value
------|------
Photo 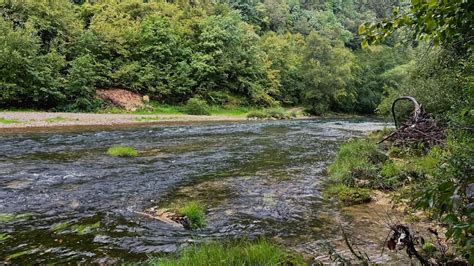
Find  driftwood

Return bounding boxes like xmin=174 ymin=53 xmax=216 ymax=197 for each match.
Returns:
xmin=378 ymin=96 xmax=445 ymax=148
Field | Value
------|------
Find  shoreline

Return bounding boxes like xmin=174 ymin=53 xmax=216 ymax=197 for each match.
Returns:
xmin=0 ymin=111 xmax=315 ymax=134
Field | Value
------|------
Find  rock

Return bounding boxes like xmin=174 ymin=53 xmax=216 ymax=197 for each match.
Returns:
xmin=96 ymin=88 xmax=144 ymax=111
xmin=136 ymin=209 xmax=191 ymax=229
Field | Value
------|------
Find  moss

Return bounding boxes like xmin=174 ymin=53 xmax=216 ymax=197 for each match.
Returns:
xmin=148 ymin=240 xmax=305 ymax=266
xmin=0 ymin=117 xmax=20 ymax=124
xmin=325 ymin=184 xmax=372 ymax=205
xmin=0 ymin=233 xmax=11 ymax=241
xmin=177 ymin=201 xmax=205 ymax=229
xmin=0 ymin=213 xmax=33 ymax=223
xmin=107 ymin=145 xmax=138 ymax=157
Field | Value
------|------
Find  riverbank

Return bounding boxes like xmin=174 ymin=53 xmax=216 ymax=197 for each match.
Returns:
xmin=0 ymin=111 xmax=252 ymax=129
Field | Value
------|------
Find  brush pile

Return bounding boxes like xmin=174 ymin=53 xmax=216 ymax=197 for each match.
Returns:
xmin=378 ymin=96 xmax=445 ymax=148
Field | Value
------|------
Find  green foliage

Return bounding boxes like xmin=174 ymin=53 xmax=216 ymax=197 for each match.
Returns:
xmin=0 ymin=0 xmax=404 ymax=114
xmin=328 ymin=139 xmax=386 ymax=186
xmin=106 ymin=145 xmax=138 ymax=157
xmin=184 ymin=98 xmax=210 ymax=116
xmin=148 ymin=240 xmax=305 ymax=266
xmin=325 ymin=183 xmax=372 ymax=205
xmin=0 ymin=117 xmax=20 ymax=124
xmin=361 ymin=0 xmax=473 ymax=50
xmin=177 ymin=201 xmax=206 ymax=229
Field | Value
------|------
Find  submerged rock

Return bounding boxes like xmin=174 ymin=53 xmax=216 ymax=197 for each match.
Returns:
xmin=136 ymin=208 xmax=191 ymax=229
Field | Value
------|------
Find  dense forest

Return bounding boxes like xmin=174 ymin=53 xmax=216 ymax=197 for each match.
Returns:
xmin=0 ymin=0 xmax=408 ymax=114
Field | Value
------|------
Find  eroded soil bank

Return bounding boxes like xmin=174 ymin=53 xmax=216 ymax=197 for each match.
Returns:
xmin=0 ymin=118 xmax=409 ymax=263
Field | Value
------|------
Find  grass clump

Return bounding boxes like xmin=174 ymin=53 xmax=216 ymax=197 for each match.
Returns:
xmin=177 ymin=201 xmax=205 ymax=229
xmin=328 ymin=139 xmax=388 ymax=187
xmin=148 ymin=240 xmax=305 ymax=266
xmin=184 ymin=98 xmax=210 ymax=115
xmin=0 ymin=117 xmax=20 ymax=124
xmin=107 ymin=145 xmax=138 ymax=157
xmin=325 ymin=183 xmax=372 ymax=205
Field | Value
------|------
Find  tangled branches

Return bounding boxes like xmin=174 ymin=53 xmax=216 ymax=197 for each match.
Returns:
xmin=378 ymin=96 xmax=445 ymax=148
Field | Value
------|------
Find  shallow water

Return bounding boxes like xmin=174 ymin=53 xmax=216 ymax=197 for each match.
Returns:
xmin=0 ymin=119 xmax=402 ymax=263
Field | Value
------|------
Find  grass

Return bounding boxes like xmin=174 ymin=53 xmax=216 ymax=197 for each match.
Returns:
xmin=107 ymin=145 xmax=138 ymax=157
xmin=328 ymin=139 xmax=387 ymax=186
xmin=45 ymin=116 xmax=72 ymax=123
xmin=324 ymin=183 xmax=372 ymax=205
xmin=148 ymin=240 xmax=305 ymax=266
xmin=177 ymin=201 xmax=206 ymax=229
xmin=127 ymin=101 xmax=300 ymax=118
xmin=0 ymin=117 xmax=20 ymax=124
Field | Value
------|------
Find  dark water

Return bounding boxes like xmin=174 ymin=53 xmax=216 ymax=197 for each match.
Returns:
xmin=0 ymin=119 xmax=396 ymax=263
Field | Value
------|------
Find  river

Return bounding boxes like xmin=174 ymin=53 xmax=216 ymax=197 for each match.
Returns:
xmin=0 ymin=118 xmax=407 ymax=263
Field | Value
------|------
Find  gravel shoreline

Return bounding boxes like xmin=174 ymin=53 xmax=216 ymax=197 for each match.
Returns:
xmin=0 ymin=111 xmax=248 ymax=131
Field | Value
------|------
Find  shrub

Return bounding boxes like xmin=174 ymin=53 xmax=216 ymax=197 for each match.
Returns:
xmin=107 ymin=146 xmax=138 ymax=157
xmin=177 ymin=201 xmax=205 ymax=229
xmin=266 ymin=108 xmax=290 ymax=119
xmin=325 ymin=183 xmax=372 ymax=205
xmin=247 ymin=110 xmax=267 ymax=119
xmin=148 ymin=240 xmax=305 ymax=265
xmin=184 ymin=98 xmax=210 ymax=115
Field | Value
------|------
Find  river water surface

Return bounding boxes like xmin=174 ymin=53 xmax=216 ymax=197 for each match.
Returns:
xmin=0 ymin=119 xmax=405 ymax=263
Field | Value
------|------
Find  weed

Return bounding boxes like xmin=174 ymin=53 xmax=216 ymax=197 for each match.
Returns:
xmin=107 ymin=146 xmax=138 ymax=157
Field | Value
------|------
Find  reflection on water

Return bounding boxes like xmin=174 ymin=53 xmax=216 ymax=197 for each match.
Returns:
xmin=0 ymin=119 xmax=399 ymax=263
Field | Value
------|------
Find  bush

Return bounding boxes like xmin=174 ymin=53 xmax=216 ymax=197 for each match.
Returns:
xmin=107 ymin=145 xmax=138 ymax=157
xmin=246 ymin=108 xmax=291 ymax=119
xmin=184 ymin=98 xmax=210 ymax=116
xmin=177 ymin=201 xmax=205 ymax=229
xmin=325 ymin=184 xmax=372 ymax=205
xmin=247 ymin=110 xmax=267 ymax=119
xmin=148 ymin=240 xmax=305 ymax=266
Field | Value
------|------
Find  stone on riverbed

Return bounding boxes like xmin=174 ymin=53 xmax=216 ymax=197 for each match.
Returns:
xmin=136 ymin=208 xmax=191 ymax=229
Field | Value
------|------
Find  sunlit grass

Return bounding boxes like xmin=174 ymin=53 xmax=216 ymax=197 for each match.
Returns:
xmin=107 ymin=145 xmax=138 ymax=157
xmin=148 ymin=240 xmax=306 ymax=266
xmin=0 ymin=117 xmax=20 ymax=124
xmin=177 ymin=201 xmax=205 ymax=229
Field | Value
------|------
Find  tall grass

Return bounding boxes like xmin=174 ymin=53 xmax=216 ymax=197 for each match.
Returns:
xmin=177 ymin=201 xmax=205 ymax=229
xmin=148 ymin=240 xmax=305 ymax=266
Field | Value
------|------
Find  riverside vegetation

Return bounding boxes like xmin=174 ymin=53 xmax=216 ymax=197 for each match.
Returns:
xmin=1 ymin=0 xmax=410 ymax=116
xmin=0 ymin=0 xmax=472 ymax=264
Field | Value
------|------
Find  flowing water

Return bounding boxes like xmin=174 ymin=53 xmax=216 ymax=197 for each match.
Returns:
xmin=0 ymin=119 xmax=406 ymax=263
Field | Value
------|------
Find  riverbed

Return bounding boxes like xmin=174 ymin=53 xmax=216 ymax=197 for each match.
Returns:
xmin=0 ymin=119 xmax=407 ymax=263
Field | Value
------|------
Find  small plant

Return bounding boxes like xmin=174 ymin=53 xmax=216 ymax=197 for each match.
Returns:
xmin=177 ymin=201 xmax=205 ymax=229
xmin=0 ymin=117 xmax=20 ymax=124
xmin=107 ymin=145 xmax=138 ymax=157
xmin=184 ymin=97 xmax=210 ymax=115
xmin=247 ymin=110 xmax=267 ymax=119
xmin=325 ymin=183 xmax=372 ymax=205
